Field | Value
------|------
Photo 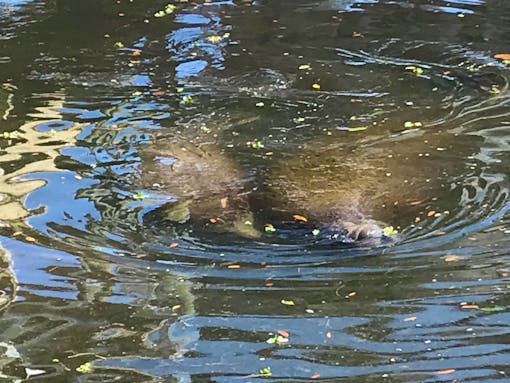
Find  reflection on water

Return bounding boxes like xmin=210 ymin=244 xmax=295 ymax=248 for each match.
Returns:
xmin=0 ymin=0 xmax=510 ymax=381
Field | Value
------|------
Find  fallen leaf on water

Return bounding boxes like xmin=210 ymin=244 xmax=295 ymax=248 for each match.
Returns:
xmin=259 ymin=367 xmax=272 ymax=377
xmin=404 ymin=316 xmax=417 ymax=321
xmin=132 ymin=49 xmax=141 ymax=56
xmin=220 ymin=197 xmax=228 ymax=209
xmin=310 ymin=373 xmax=321 ymax=379
xmin=298 ymin=64 xmax=311 ymax=70
xmin=460 ymin=304 xmax=479 ymax=310
xmin=206 ymin=35 xmax=223 ymax=43
xmin=383 ymin=226 xmax=398 ymax=236
xmin=25 ymin=236 xmax=36 ymax=242
xmin=281 ymin=299 xmax=295 ymax=306
xmin=227 ymin=264 xmax=241 ymax=269
xmin=76 ymin=362 xmax=93 ymax=373
xmin=255 ymin=101 xmax=265 ymax=107
xmin=312 ymin=83 xmax=321 ymax=90
xmin=444 ymin=255 xmax=463 ymax=262
xmin=409 ymin=199 xmax=423 ymax=206
xmin=479 ymin=306 xmax=505 ymax=312
xmin=265 ymin=224 xmax=276 ymax=233
xmin=277 ymin=329 xmax=289 ymax=338
xmin=436 ymin=369 xmax=455 ymax=375
xmin=172 ymin=304 xmax=181 ymax=311
xmin=347 ymin=291 xmax=357 ymax=297
xmin=326 ymin=331 xmax=332 ymax=338
xmin=169 ymin=242 xmax=179 ymax=248
xmin=427 ymin=210 xmax=437 ymax=217
xmin=352 ymin=31 xmax=362 ymax=37
xmin=496 ymin=269 xmax=509 ymax=277
xmin=495 ymin=53 xmax=510 ymax=60
xmin=12 ymin=231 xmax=22 ymax=237
xmin=348 ymin=126 xmax=368 ymax=132
xmin=209 ymin=218 xmax=217 ymax=224
xmin=312 ymin=229 xmax=320 ymax=236
xmin=265 ymin=282 xmax=274 ymax=287
xmin=292 ymin=214 xmax=308 ymax=222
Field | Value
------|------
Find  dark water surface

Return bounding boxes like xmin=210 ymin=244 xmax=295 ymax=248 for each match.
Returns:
xmin=2 ymin=0 xmax=510 ymax=381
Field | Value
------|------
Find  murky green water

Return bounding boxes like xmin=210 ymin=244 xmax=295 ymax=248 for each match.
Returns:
xmin=1 ymin=0 xmax=510 ymax=381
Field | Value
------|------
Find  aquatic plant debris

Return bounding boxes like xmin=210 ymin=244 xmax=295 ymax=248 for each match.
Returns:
xmin=154 ymin=4 xmax=176 ymax=17
xmin=281 ymin=299 xmax=295 ymax=306
xmin=266 ymin=333 xmax=289 ymax=345
xmin=292 ymin=214 xmax=308 ymax=222
xmin=132 ymin=191 xmax=147 ymax=200
xmin=76 ymin=362 xmax=93 ymax=373
xmin=405 ymin=65 xmax=424 ymax=75
xmin=383 ymin=226 xmax=398 ymax=236
xmin=264 ymin=223 xmax=276 ymax=233
xmin=259 ymin=367 xmax=272 ymax=377
xmin=205 ymin=35 xmax=223 ymax=43
xmin=404 ymin=121 xmax=423 ymax=128
xmin=348 ymin=126 xmax=368 ymax=132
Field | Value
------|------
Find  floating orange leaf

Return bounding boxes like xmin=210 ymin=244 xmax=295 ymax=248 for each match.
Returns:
xmin=495 ymin=53 xmax=510 ymax=60
xmin=169 ymin=242 xmax=179 ymax=248
xmin=347 ymin=291 xmax=357 ymax=297
xmin=404 ymin=316 xmax=417 ymax=321
xmin=436 ymin=369 xmax=456 ymax=375
xmin=209 ymin=218 xmax=217 ymax=224
xmin=132 ymin=49 xmax=142 ymax=56
xmin=12 ymin=231 xmax=22 ymax=237
xmin=444 ymin=255 xmax=462 ymax=262
xmin=25 ymin=236 xmax=36 ymax=242
xmin=277 ymin=330 xmax=289 ymax=338
xmin=264 ymin=282 xmax=274 ymax=287
xmin=292 ymin=214 xmax=308 ymax=222
xmin=409 ymin=199 xmax=423 ymax=206
xmin=227 ymin=264 xmax=241 ymax=269
xmin=427 ymin=210 xmax=437 ymax=217
xmin=461 ymin=304 xmax=479 ymax=309
xmin=310 ymin=373 xmax=320 ymax=379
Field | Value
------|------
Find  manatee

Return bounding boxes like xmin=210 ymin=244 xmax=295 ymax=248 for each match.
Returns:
xmin=139 ymin=116 xmax=260 ymax=239
xmin=258 ymin=127 xmax=480 ymax=244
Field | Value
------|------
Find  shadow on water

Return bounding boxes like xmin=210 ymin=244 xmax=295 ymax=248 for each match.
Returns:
xmin=1 ymin=0 xmax=510 ymax=382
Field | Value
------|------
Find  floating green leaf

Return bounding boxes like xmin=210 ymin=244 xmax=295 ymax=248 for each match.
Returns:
xmin=155 ymin=4 xmax=176 ymax=17
xmin=176 ymin=87 xmax=184 ymax=93
xmin=348 ymin=126 xmax=368 ymax=132
xmin=264 ymin=223 xmax=276 ymax=233
xmin=114 ymin=41 xmax=124 ymax=48
xmin=298 ymin=64 xmax=311 ymax=70
xmin=312 ymin=229 xmax=320 ymax=236
xmin=181 ymin=95 xmax=193 ymax=105
xmin=281 ymin=299 xmax=295 ymax=306
xmin=480 ymin=306 xmax=505 ymax=312
xmin=249 ymin=140 xmax=264 ymax=149
xmin=259 ymin=367 xmax=272 ymax=377
xmin=490 ymin=86 xmax=501 ymax=94
xmin=266 ymin=334 xmax=289 ymax=345
xmin=76 ymin=362 xmax=93 ymax=373
xmin=206 ymin=35 xmax=223 ymax=43
xmin=404 ymin=121 xmax=423 ymax=128
xmin=383 ymin=226 xmax=398 ymax=236
xmin=132 ymin=191 xmax=147 ymax=200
